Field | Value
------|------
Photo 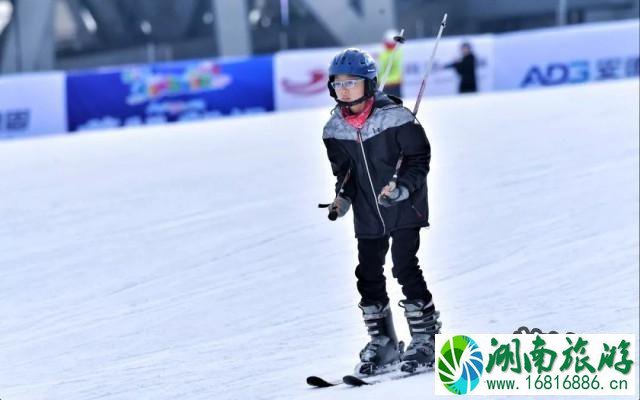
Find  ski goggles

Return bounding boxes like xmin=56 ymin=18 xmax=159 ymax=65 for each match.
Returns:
xmin=331 ymin=78 xmax=364 ymax=90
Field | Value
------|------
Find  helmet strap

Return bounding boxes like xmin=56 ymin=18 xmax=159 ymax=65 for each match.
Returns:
xmin=336 ymin=95 xmax=369 ymax=108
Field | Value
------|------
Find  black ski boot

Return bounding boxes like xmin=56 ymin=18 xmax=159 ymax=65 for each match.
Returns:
xmin=355 ymin=301 xmax=403 ymax=375
xmin=398 ymin=299 xmax=442 ymax=373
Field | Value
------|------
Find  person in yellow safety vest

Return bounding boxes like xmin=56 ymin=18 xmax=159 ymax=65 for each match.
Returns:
xmin=377 ymin=29 xmax=403 ymax=98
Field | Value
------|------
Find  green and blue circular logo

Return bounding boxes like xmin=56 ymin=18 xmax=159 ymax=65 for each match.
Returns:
xmin=438 ymin=335 xmax=484 ymax=395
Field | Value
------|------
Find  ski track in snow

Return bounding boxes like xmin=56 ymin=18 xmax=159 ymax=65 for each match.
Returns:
xmin=0 ymin=79 xmax=638 ymax=399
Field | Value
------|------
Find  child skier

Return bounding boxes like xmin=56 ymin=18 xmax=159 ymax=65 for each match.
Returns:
xmin=322 ymin=48 xmax=441 ymax=375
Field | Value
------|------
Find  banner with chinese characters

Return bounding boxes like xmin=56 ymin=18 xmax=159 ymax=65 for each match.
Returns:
xmin=66 ymin=56 xmax=274 ymax=132
xmin=434 ymin=333 xmax=636 ymax=396
xmin=494 ymin=19 xmax=639 ymax=90
xmin=0 ymin=72 xmax=67 ymax=138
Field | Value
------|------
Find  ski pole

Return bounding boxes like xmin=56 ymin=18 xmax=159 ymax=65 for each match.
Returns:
xmin=380 ymin=155 xmax=404 ymax=196
xmin=412 ymin=13 xmax=447 ymax=115
xmin=381 ymin=13 xmax=448 ymax=201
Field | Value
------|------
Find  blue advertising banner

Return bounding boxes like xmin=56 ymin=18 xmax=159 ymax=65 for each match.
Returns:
xmin=66 ymin=56 xmax=274 ymax=131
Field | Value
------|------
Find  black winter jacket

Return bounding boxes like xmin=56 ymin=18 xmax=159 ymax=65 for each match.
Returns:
xmin=322 ymin=92 xmax=431 ymax=239
xmin=446 ymin=54 xmax=477 ymax=93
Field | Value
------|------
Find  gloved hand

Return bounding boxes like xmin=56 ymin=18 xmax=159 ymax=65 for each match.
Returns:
xmin=328 ymin=195 xmax=351 ymax=220
xmin=378 ymin=182 xmax=409 ymax=207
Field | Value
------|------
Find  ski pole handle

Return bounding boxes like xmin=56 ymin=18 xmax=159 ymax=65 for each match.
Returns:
xmin=319 ymin=169 xmax=351 ymax=221
xmin=379 ymin=155 xmax=403 ymax=201
xmin=317 ymin=203 xmax=339 ymax=221
xmin=328 ymin=210 xmax=338 ymax=221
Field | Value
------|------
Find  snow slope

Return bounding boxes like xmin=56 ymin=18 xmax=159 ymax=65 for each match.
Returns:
xmin=0 ymin=79 xmax=638 ymax=400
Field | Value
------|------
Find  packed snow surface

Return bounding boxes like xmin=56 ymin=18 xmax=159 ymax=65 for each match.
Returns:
xmin=1 ymin=79 xmax=638 ymax=399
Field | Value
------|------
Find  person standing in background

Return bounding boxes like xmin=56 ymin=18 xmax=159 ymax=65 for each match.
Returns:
xmin=445 ymin=42 xmax=478 ymax=93
xmin=378 ymin=30 xmax=404 ymax=98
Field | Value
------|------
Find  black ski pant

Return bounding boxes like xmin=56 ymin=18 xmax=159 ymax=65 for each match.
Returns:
xmin=355 ymin=227 xmax=433 ymax=306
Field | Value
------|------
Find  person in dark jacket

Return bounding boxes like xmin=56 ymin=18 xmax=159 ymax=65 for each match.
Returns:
xmin=322 ymin=48 xmax=441 ymax=375
xmin=445 ymin=42 xmax=478 ymax=93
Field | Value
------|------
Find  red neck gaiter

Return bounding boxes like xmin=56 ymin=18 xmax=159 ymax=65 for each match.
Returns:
xmin=341 ymin=97 xmax=375 ymax=129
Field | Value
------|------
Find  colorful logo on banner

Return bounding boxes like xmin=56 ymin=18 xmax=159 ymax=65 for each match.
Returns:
xmin=123 ymin=62 xmax=233 ymax=105
xmin=438 ymin=335 xmax=484 ymax=395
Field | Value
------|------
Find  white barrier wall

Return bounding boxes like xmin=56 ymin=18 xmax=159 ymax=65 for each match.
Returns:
xmin=274 ymin=20 xmax=638 ymax=111
xmin=0 ymin=72 xmax=67 ymax=138
xmin=494 ymin=20 xmax=639 ymax=90
xmin=401 ymin=34 xmax=495 ymax=97
xmin=273 ymin=36 xmax=496 ymax=111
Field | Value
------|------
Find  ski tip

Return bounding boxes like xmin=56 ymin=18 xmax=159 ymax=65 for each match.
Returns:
xmin=343 ymin=375 xmax=370 ymax=386
xmin=306 ymin=376 xmax=336 ymax=388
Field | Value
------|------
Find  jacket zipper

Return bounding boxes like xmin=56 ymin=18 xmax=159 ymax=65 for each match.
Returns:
xmin=357 ymin=128 xmax=386 ymax=235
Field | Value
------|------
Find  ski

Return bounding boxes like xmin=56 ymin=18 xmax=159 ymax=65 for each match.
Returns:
xmin=306 ymin=375 xmax=343 ymax=388
xmin=306 ymin=363 xmax=400 ymax=388
xmin=342 ymin=365 xmax=434 ymax=386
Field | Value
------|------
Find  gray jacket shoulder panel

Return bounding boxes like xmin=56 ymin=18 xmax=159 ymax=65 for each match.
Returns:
xmin=322 ymin=107 xmax=356 ymax=140
xmin=323 ymin=104 xmax=416 ymax=142
xmin=360 ymin=105 xmax=415 ymax=141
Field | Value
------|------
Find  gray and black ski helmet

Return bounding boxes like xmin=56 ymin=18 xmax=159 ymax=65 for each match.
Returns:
xmin=327 ymin=48 xmax=378 ymax=103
